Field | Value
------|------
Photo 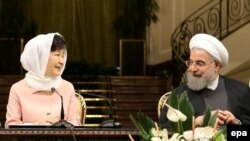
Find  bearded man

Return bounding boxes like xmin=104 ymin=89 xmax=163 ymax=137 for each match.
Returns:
xmin=159 ymin=33 xmax=250 ymax=128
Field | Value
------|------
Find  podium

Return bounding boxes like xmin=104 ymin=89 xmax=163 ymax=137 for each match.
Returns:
xmin=0 ymin=127 xmax=139 ymax=141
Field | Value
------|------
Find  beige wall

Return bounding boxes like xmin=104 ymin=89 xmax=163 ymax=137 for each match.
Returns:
xmin=221 ymin=23 xmax=250 ymax=83
xmin=148 ymin=0 xmax=209 ymax=65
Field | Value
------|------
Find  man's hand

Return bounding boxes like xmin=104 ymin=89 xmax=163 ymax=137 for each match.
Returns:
xmin=223 ymin=110 xmax=241 ymax=124
xmin=195 ymin=110 xmax=240 ymax=126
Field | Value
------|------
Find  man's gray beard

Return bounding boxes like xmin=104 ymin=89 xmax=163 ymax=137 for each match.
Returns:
xmin=186 ymin=67 xmax=215 ymax=91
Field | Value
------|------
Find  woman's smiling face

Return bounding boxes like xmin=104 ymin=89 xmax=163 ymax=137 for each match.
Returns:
xmin=45 ymin=49 xmax=65 ymax=77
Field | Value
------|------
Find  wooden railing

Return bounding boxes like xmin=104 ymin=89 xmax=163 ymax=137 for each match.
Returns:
xmin=76 ymin=89 xmax=117 ymax=127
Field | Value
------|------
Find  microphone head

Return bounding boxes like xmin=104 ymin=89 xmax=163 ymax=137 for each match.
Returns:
xmin=51 ymin=87 xmax=56 ymax=92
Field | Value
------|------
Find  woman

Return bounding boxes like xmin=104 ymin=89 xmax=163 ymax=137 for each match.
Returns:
xmin=5 ymin=33 xmax=81 ymax=128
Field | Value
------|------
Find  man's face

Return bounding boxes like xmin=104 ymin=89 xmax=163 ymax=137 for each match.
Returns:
xmin=185 ymin=49 xmax=220 ymax=91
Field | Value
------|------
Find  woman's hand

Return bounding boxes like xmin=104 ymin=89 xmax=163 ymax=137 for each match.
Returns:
xmin=33 ymin=115 xmax=59 ymax=125
xmin=44 ymin=115 xmax=59 ymax=124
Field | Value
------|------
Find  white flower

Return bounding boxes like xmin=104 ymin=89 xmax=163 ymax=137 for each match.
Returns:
xmin=194 ymin=127 xmax=214 ymax=139
xmin=151 ymin=137 xmax=162 ymax=141
xmin=182 ymin=130 xmax=193 ymax=141
xmin=169 ymin=133 xmax=184 ymax=141
xmin=164 ymin=103 xmax=187 ymax=122
xmin=151 ymin=128 xmax=169 ymax=137
xmin=183 ymin=126 xmax=215 ymax=141
xmin=151 ymin=132 xmax=184 ymax=141
xmin=151 ymin=128 xmax=169 ymax=141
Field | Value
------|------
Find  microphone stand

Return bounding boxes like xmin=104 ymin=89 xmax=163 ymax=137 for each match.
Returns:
xmin=51 ymin=88 xmax=74 ymax=128
xmin=77 ymin=90 xmax=121 ymax=128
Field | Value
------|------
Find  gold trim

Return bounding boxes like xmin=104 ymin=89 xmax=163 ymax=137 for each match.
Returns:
xmin=86 ymin=115 xmax=118 ymax=118
xmin=78 ymin=89 xmax=115 ymax=93
xmin=0 ymin=128 xmax=138 ymax=136
xmin=86 ymin=106 xmax=111 ymax=109
xmin=83 ymin=123 xmax=99 ymax=127
xmin=73 ymin=81 xmax=111 ymax=85
xmin=86 ymin=115 xmax=109 ymax=118
xmin=84 ymin=98 xmax=116 ymax=101
xmin=20 ymin=38 xmax=24 ymax=75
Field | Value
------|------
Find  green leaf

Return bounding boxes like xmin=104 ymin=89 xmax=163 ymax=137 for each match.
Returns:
xmin=166 ymin=91 xmax=194 ymax=133
xmin=202 ymin=107 xmax=211 ymax=127
xmin=213 ymin=128 xmax=227 ymax=141
xmin=178 ymin=91 xmax=194 ymax=132
xmin=208 ymin=111 xmax=218 ymax=127
xmin=167 ymin=91 xmax=178 ymax=109
xmin=167 ymin=91 xmax=179 ymax=132
xmin=130 ymin=114 xmax=148 ymax=135
xmin=130 ymin=112 xmax=155 ymax=141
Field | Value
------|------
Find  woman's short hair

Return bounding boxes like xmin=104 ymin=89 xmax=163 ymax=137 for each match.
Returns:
xmin=51 ymin=34 xmax=67 ymax=51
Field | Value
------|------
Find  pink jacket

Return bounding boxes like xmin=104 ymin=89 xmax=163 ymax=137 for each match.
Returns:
xmin=5 ymin=79 xmax=81 ymax=128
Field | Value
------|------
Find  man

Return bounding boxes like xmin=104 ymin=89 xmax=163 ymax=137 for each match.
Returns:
xmin=159 ymin=33 xmax=250 ymax=128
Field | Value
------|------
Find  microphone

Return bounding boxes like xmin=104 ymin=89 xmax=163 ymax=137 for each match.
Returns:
xmin=51 ymin=87 xmax=74 ymax=128
xmin=77 ymin=90 xmax=121 ymax=128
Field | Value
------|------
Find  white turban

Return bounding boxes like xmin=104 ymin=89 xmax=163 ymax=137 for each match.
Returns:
xmin=189 ymin=33 xmax=229 ymax=68
xmin=21 ymin=32 xmax=67 ymax=90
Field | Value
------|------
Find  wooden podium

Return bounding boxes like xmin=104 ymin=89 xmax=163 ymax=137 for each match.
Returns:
xmin=0 ymin=127 xmax=140 ymax=141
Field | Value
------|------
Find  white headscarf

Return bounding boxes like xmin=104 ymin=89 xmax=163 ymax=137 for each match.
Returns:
xmin=189 ymin=33 xmax=229 ymax=68
xmin=20 ymin=33 xmax=67 ymax=90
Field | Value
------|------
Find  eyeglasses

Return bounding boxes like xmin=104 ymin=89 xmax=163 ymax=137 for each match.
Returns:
xmin=185 ymin=60 xmax=215 ymax=68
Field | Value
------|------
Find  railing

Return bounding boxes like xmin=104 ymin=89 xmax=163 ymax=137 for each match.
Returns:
xmin=76 ymin=89 xmax=117 ymax=127
xmin=72 ymin=76 xmax=116 ymax=127
xmin=171 ymin=0 xmax=250 ymax=87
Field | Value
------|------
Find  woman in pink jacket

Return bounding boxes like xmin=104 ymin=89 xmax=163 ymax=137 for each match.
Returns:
xmin=5 ymin=33 xmax=81 ymax=128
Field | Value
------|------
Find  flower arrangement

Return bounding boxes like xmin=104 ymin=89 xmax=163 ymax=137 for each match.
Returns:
xmin=129 ymin=91 xmax=226 ymax=141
